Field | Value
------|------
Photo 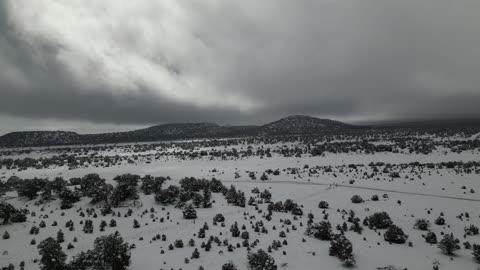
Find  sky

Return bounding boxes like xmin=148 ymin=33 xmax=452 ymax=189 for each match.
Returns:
xmin=1 ymin=0 xmax=480 ymax=135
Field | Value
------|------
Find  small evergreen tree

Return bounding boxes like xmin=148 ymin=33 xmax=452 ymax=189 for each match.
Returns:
xmin=438 ymin=233 xmax=460 ymax=255
xmin=384 ymin=225 xmax=408 ymax=244
xmin=183 ymin=205 xmax=197 ymax=219
xmin=414 ymin=219 xmax=430 ymax=231
xmin=424 ymin=231 xmax=437 ymax=244
xmin=56 ymin=230 xmax=64 ymax=243
xmin=203 ymin=187 xmax=212 ymax=208
xmin=191 ymin=248 xmax=200 ymax=259
xmin=133 ymin=219 xmax=140 ymax=229
xmin=230 ymin=222 xmax=240 ymax=237
xmin=83 ymin=220 xmax=93 ymax=234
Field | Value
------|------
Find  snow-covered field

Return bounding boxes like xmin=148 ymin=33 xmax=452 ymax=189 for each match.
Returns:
xmin=1 ymin=134 xmax=480 ymax=270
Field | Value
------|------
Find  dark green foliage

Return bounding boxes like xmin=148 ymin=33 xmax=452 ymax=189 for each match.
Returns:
xmin=472 ymin=244 xmax=480 ymax=262
xmin=57 ymin=230 xmax=64 ymax=243
xmin=260 ymin=189 xmax=272 ymax=201
xmin=140 ymin=175 xmax=166 ymax=194
xmin=68 ymin=231 xmax=131 ymax=270
xmin=183 ymin=205 xmax=197 ymax=219
xmin=465 ymin=225 xmax=479 ymax=236
xmin=110 ymin=183 xmax=138 ymax=207
xmin=414 ymin=219 xmax=430 ymax=231
xmin=209 ymin=178 xmax=224 ymax=193
xmin=384 ymin=225 xmax=408 ymax=244
xmin=79 ymin=174 xmax=107 ymax=197
xmin=133 ymin=219 xmax=140 ymax=229
xmin=202 ymin=187 xmax=212 ymax=208
xmin=67 ymin=251 xmax=95 ymax=270
xmin=222 ymin=261 xmax=237 ymax=270
xmin=424 ymin=231 xmax=437 ymax=244
xmin=38 ymin=237 xmax=66 ymax=270
xmin=329 ymin=234 xmax=355 ymax=266
xmin=434 ymin=216 xmax=445 ymax=226
xmin=113 ymin=174 xmax=140 ymax=186
xmin=365 ymin=212 xmax=393 ymax=229
xmin=247 ymin=249 xmax=277 ymax=270
xmin=180 ymin=177 xmax=210 ymax=192
xmin=83 ymin=220 xmax=93 ymax=234
xmin=213 ymin=213 xmax=225 ymax=223
xmin=110 ymin=219 xmax=117 ymax=227
xmin=90 ymin=184 xmax=113 ymax=205
xmin=49 ymin=177 xmax=67 ymax=193
xmin=174 ymin=239 xmax=184 ymax=248
xmin=16 ymin=178 xmax=48 ymax=199
xmin=59 ymin=188 xmax=81 ymax=209
xmin=350 ymin=195 xmax=363 ymax=204
xmin=306 ymin=221 xmax=333 ymax=241
xmin=230 ymin=222 xmax=240 ymax=237
xmin=191 ymin=248 xmax=200 ymax=259
xmin=438 ymin=233 xmax=460 ymax=255
xmin=155 ymin=185 xmax=180 ymax=205
xmin=0 ymin=202 xmax=17 ymax=224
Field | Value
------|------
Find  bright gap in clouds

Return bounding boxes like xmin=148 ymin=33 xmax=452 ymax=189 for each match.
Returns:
xmin=6 ymin=0 xmax=259 ymax=111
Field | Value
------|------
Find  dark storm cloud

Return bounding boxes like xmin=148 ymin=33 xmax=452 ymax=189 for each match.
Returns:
xmin=1 ymin=0 xmax=480 ymax=133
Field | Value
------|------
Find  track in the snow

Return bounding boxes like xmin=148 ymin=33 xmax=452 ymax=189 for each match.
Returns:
xmin=221 ymin=179 xmax=480 ymax=202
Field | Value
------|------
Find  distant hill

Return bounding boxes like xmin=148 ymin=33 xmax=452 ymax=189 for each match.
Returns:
xmin=258 ymin=115 xmax=354 ymax=135
xmin=0 ymin=115 xmax=358 ymax=147
xmin=0 ymin=131 xmax=80 ymax=147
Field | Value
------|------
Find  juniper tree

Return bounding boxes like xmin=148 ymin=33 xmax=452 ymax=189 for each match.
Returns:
xmin=472 ymin=244 xmax=480 ymax=262
xmin=56 ymin=230 xmax=64 ymax=243
xmin=203 ymin=187 xmax=212 ymax=208
xmin=414 ymin=219 xmax=430 ymax=231
xmin=70 ymin=231 xmax=131 ymax=270
xmin=329 ymin=234 xmax=356 ymax=267
xmin=222 ymin=261 xmax=237 ymax=270
xmin=183 ymin=205 xmax=197 ymax=219
xmin=0 ymin=202 xmax=16 ymax=224
xmin=83 ymin=220 xmax=93 ymax=234
xmin=384 ymin=225 xmax=408 ymax=244
xmin=424 ymin=231 xmax=438 ymax=244
xmin=306 ymin=221 xmax=333 ymax=241
xmin=38 ymin=237 xmax=66 ymax=270
xmin=366 ymin=212 xmax=393 ymax=229
xmin=247 ymin=249 xmax=277 ymax=270
xmin=438 ymin=233 xmax=460 ymax=255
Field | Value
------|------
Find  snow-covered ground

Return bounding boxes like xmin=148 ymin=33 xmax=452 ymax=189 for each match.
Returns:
xmin=1 ymin=136 xmax=480 ymax=270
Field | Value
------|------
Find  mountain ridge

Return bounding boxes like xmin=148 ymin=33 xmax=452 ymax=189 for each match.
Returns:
xmin=0 ymin=115 xmax=358 ymax=147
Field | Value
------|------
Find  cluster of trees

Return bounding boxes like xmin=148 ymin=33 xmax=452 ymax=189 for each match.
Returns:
xmin=6 ymin=174 xmax=167 ymax=211
xmin=268 ymin=199 xmax=303 ymax=216
xmin=0 ymin=202 xmax=27 ymax=225
xmin=37 ymin=231 xmax=131 ymax=270
xmin=155 ymin=177 xmax=219 ymax=209
xmin=329 ymin=234 xmax=355 ymax=266
xmin=154 ymin=177 xmax=252 ymax=213
xmin=247 ymin=249 xmax=277 ymax=270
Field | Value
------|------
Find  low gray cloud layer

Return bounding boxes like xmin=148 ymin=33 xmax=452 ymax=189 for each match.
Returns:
xmin=1 ymin=0 xmax=480 ymax=134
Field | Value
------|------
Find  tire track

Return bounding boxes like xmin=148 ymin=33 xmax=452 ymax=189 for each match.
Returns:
xmin=221 ymin=179 xmax=480 ymax=202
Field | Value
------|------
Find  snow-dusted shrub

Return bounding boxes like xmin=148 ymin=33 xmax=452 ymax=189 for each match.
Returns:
xmin=384 ymin=225 xmax=408 ymax=244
